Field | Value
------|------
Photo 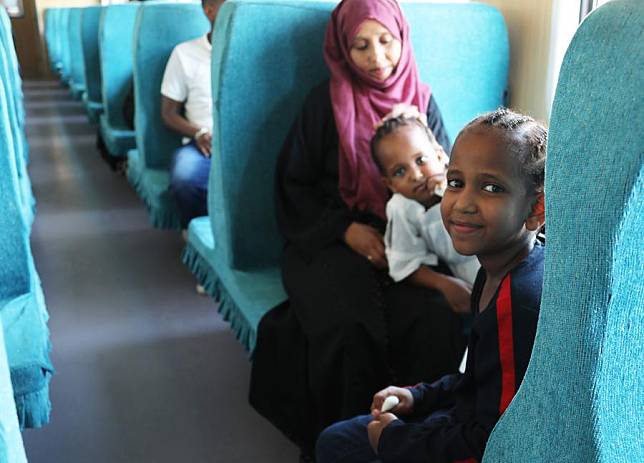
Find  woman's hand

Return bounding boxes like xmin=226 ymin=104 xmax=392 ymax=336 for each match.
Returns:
xmin=344 ymin=223 xmax=387 ymax=269
xmin=438 ymin=276 xmax=473 ymax=314
xmin=370 ymin=386 xmax=414 ymax=419
xmin=375 ymin=103 xmax=427 ymax=129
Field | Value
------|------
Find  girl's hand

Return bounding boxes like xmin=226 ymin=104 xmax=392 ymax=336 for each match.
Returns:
xmin=375 ymin=103 xmax=427 ymax=129
xmin=370 ymin=386 xmax=414 ymax=418
xmin=438 ymin=276 xmax=473 ymax=314
xmin=367 ymin=413 xmax=398 ymax=454
xmin=344 ymin=223 xmax=387 ymax=269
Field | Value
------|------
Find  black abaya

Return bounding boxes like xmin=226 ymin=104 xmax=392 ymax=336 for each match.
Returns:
xmin=249 ymin=81 xmax=466 ymax=454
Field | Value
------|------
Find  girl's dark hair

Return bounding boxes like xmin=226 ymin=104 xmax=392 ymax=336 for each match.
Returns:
xmin=460 ymin=107 xmax=548 ymax=192
xmin=370 ymin=115 xmax=437 ymax=175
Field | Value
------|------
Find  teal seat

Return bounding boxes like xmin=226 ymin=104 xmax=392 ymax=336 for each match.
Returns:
xmin=67 ymin=8 xmax=86 ymax=100
xmin=182 ymin=0 xmax=508 ymax=352
xmin=43 ymin=8 xmax=59 ymax=72
xmin=0 ymin=73 xmax=53 ymax=430
xmin=0 ymin=9 xmax=34 ymax=228
xmin=98 ymin=3 xmax=140 ymax=157
xmin=482 ymin=1 xmax=643 ymax=461
xmin=80 ymin=6 xmax=103 ymax=123
xmin=58 ymin=8 xmax=71 ymax=83
xmin=127 ymin=1 xmax=209 ymax=229
xmin=0 ymin=317 xmax=27 ymax=463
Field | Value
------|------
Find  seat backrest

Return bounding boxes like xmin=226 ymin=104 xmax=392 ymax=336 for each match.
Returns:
xmin=0 ymin=9 xmax=30 ymax=220
xmin=209 ymin=0 xmax=508 ymax=270
xmin=99 ymin=3 xmax=140 ymax=129
xmin=482 ymin=1 xmax=644 ymax=461
xmin=132 ymin=1 xmax=209 ymax=170
xmin=0 ymin=7 xmax=24 ymax=128
xmin=58 ymin=8 xmax=71 ymax=81
xmin=43 ymin=8 xmax=58 ymax=71
xmin=0 ymin=78 xmax=30 ymax=303
xmin=68 ymin=8 xmax=86 ymax=90
xmin=80 ymin=6 xmax=103 ymax=105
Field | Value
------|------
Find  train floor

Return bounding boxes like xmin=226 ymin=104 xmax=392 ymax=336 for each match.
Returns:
xmin=20 ymin=80 xmax=298 ymax=463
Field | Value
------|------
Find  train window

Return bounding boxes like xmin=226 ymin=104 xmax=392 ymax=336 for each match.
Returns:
xmin=580 ymin=0 xmax=614 ymax=21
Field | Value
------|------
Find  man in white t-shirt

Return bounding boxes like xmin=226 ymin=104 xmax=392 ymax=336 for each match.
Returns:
xmin=160 ymin=0 xmax=225 ymax=229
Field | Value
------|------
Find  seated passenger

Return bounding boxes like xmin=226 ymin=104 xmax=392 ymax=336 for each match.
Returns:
xmin=316 ymin=108 xmax=548 ymax=463
xmin=251 ymin=0 xmax=465 ymax=458
xmin=373 ymin=115 xmax=480 ymax=313
xmin=160 ymin=0 xmax=225 ymax=229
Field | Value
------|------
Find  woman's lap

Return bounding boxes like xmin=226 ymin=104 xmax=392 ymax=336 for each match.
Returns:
xmin=281 ymin=244 xmax=465 ymax=417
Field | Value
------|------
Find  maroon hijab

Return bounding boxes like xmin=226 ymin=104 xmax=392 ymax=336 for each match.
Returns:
xmin=324 ymin=0 xmax=430 ymax=219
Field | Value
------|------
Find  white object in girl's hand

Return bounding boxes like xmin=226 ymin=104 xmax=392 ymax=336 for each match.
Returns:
xmin=380 ymin=395 xmax=400 ymax=413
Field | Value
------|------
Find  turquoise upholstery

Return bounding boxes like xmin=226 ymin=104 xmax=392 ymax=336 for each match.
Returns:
xmin=183 ymin=0 xmax=508 ymax=351
xmin=80 ymin=6 xmax=103 ymax=123
xmin=43 ymin=8 xmax=59 ymax=72
xmin=483 ymin=1 xmax=643 ymax=462
xmin=0 ymin=8 xmax=34 ymax=228
xmin=98 ymin=3 xmax=140 ymax=157
xmin=58 ymin=8 xmax=71 ymax=82
xmin=0 ymin=71 xmax=53 ymax=429
xmin=127 ymin=1 xmax=209 ymax=229
xmin=68 ymin=8 xmax=86 ymax=100
xmin=0 ymin=318 xmax=27 ymax=463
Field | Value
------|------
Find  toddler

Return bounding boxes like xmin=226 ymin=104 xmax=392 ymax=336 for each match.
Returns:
xmin=372 ymin=115 xmax=480 ymax=314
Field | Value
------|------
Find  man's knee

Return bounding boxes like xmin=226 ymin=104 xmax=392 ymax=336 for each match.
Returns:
xmin=170 ymin=145 xmax=205 ymax=189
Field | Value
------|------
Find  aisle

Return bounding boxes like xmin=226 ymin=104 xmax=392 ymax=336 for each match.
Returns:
xmin=20 ymin=80 xmax=297 ymax=463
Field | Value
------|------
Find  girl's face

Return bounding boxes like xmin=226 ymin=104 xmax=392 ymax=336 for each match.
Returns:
xmin=378 ymin=125 xmax=446 ymax=207
xmin=440 ymin=128 xmax=538 ymax=257
xmin=349 ymin=19 xmax=402 ymax=81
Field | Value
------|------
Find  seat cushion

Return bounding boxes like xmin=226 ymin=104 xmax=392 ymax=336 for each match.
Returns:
xmin=130 ymin=165 xmax=181 ymax=230
xmin=1 ymin=288 xmax=54 ymax=429
xmin=183 ymin=217 xmax=287 ymax=352
xmin=99 ymin=114 xmax=135 ymax=157
xmin=0 ymin=317 xmax=27 ymax=463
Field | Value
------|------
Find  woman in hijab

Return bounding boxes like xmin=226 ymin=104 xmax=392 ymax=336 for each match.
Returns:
xmin=250 ymin=0 xmax=466 ymax=459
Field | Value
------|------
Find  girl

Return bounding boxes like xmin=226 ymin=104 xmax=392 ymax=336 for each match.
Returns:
xmin=316 ymin=108 xmax=547 ymax=463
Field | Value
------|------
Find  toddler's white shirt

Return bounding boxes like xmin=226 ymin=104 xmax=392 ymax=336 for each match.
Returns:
xmin=385 ymin=193 xmax=480 ymax=284
xmin=161 ymin=34 xmax=213 ymax=136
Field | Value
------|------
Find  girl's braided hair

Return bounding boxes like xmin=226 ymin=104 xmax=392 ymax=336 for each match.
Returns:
xmin=461 ymin=107 xmax=548 ymax=192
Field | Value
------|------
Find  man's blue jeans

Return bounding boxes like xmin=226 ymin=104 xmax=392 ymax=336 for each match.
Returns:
xmin=169 ymin=142 xmax=210 ymax=228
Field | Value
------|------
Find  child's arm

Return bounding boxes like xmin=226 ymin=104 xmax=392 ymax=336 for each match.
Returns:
xmin=408 ymin=266 xmax=472 ymax=314
xmin=367 ymin=375 xmax=463 ymax=456
xmin=385 ymin=195 xmax=440 ymax=281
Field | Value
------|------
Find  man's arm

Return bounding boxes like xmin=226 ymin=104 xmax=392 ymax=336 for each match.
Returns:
xmin=161 ymin=96 xmax=211 ymax=156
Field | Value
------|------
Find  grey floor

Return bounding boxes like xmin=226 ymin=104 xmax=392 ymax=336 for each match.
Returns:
xmin=20 ymin=80 xmax=298 ymax=463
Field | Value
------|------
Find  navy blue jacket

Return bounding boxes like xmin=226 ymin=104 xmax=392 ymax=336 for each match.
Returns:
xmin=378 ymin=243 xmax=545 ymax=463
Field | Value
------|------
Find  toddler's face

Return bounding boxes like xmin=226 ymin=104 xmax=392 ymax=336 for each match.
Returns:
xmin=440 ymin=128 xmax=535 ymax=257
xmin=378 ymin=125 xmax=446 ymax=207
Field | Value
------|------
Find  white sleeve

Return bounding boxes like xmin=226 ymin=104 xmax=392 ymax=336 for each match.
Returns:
xmin=160 ymin=47 xmax=188 ymax=102
xmin=385 ymin=195 xmax=438 ymax=282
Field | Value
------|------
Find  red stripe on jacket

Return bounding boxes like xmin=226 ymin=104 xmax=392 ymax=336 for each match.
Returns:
xmin=496 ymin=275 xmax=516 ymax=415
